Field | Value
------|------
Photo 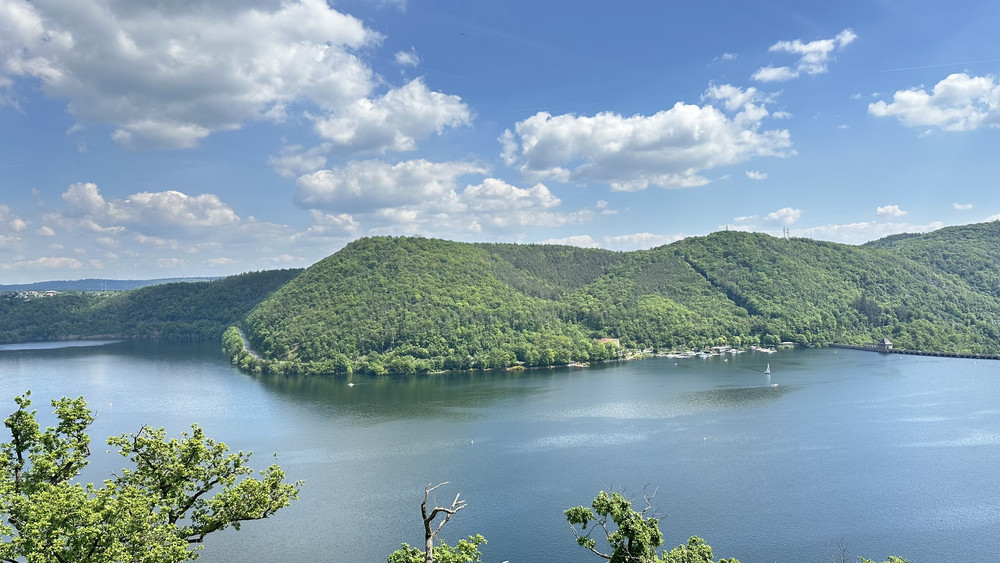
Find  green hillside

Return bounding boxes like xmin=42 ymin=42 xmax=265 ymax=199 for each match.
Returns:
xmin=236 ymin=237 xmax=619 ymax=375
xmin=0 ymin=269 xmax=301 ymax=343
xmin=865 ymin=220 xmax=1000 ymax=298
xmin=229 ymin=225 xmax=1000 ymax=375
xmin=5 ymin=221 xmax=1000 ymax=375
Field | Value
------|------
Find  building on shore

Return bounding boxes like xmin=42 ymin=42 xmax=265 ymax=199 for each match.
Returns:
xmin=863 ymin=338 xmax=893 ymax=352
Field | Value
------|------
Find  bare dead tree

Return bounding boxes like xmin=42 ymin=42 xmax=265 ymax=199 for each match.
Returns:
xmin=420 ymin=482 xmax=467 ymax=563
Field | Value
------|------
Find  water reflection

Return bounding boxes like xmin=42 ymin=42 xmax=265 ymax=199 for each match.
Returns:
xmin=675 ymin=383 xmax=797 ymax=410
xmin=246 ymin=368 xmax=561 ymax=424
xmin=0 ymin=339 xmax=124 ymax=351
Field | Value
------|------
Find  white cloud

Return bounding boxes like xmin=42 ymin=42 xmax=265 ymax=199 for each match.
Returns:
xmin=745 ymin=170 xmax=768 ymax=180
xmin=0 ymin=1 xmax=466 ymax=152
xmin=0 ymin=205 xmax=27 ymax=232
xmin=751 ymin=65 xmax=798 ymax=83
xmin=734 ymin=215 xmax=758 ymax=223
xmin=268 ymin=144 xmax=330 ymax=178
xmin=603 ymin=232 xmax=685 ymax=250
xmin=314 ymin=78 xmax=472 ymax=154
xmin=541 ymin=235 xmax=600 ymax=248
xmin=753 ymin=29 xmax=856 ymax=82
xmin=869 ymin=73 xmax=1000 ymax=131
xmin=0 ymin=256 xmax=85 ymax=271
xmin=540 ymin=232 xmax=684 ymax=251
xmin=61 ymin=183 xmax=240 ymax=235
xmin=987 ymin=214 xmax=1000 ymax=222
xmin=765 ymin=207 xmax=801 ymax=225
xmin=0 ymin=0 xmax=379 ymax=149
xmin=953 ymin=203 xmax=973 ymax=211
xmin=876 ymin=204 xmax=907 ymax=217
xmin=307 ymin=210 xmax=363 ymax=236
xmin=395 ymin=48 xmax=420 ymax=68
xmin=463 ymin=179 xmax=559 ymax=212
xmin=296 ymin=159 xmax=593 ymax=237
xmin=501 ymin=84 xmax=793 ymax=191
xmin=716 ymin=53 xmax=737 ymax=62
xmin=797 ymin=220 xmax=945 ymax=245
xmin=295 ymin=159 xmax=486 ymax=213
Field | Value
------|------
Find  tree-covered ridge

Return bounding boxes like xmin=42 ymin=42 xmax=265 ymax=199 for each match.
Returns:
xmin=0 ymin=269 xmax=301 ymax=343
xmin=240 ymin=237 xmax=614 ymax=375
xmin=669 ymin=230 xmax=1000 ymax=351
xmin=865 ymin=220 xmax=1000 ymax=298
xmin=6 ymin=222 xmax=1000 ymax=373
xmin=235 ymin=227 xmax=1000 ymax=375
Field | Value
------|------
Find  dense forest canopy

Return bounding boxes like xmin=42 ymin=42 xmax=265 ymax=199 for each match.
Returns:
xmin=4 ymin=221 xmax=1000 ymax=375
xmin=0 ymin=269 xmax=302 ymax=343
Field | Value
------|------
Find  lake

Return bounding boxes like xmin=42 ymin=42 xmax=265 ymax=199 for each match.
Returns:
xmin=1 ymin=341 xmax=998 ymax=562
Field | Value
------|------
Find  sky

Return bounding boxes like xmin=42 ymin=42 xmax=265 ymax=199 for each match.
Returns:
xmin=2 ymin=0 xmax=1000 ymax=283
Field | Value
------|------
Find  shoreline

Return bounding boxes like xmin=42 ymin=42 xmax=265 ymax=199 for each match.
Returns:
xmin=828 ymin=343 xmax=1000 ymax=361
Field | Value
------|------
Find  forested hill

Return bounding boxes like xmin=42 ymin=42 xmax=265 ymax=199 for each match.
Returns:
xmin=5 ymin=222 xmax=1000 ymax=374
xmin=0 ymin=277 xmax=219 ymax=292
xmin=864 ymin=221 xmax=1000 ymax=299
xmin=229 ymin=223 xmax=1000 ymax=375
xmin=0 ymin=269 xmax=302 ymax=343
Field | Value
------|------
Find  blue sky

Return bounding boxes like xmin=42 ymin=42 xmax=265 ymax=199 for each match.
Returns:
xmin=2 ymin=0 xmax=1000 ymax=283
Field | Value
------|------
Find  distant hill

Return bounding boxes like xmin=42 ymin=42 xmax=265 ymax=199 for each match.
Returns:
xmin=865 ymin=220 xmax=1000 ymax=298
xmin=0 ymin=277 xmax=219 ymax=292
xmin=228 ymin=224 xmax=1000 ymax=375
xmin=0 ymin=270 xmax=302 ymax=343
xmin=5 ymin=221 xmax=1000 ymax=375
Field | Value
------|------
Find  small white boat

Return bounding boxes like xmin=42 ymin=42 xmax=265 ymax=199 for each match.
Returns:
xmin=764 ymin=363 xmax=770 ymax=375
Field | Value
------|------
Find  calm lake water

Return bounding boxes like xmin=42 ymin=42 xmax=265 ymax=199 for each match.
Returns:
xmin=1 ymin=341 xmax=999 ymax=562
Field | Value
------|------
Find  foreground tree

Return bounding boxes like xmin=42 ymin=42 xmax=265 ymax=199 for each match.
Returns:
xmin=387 ymin=482 xmax=485 ymax=563
xmin=565 ymin=490 xmax=739 ymax=563
xmin=0 ymin=391 xmax=301 ymax=562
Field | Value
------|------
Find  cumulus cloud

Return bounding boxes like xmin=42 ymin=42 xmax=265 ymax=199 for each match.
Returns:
xmin=268 ymin=144 xmax=331 ymax=178
xmin=953 ymin=203 xmax=973 ymax=210
xmin=313 ymin=78 xmax=472 ymax=154
xmin=752 ymin=65 xmax=799 ymax=83
xmin=295 ymin=159 xmax=486 ymax=213
xmin=603 ymin=232 xmax=685 ymax=250
xmin=0 ymin=256 xmax=85 ymax=271
xmin=295 ymin=159 xmax=592 ymax=236
xmin=753 ymin=29 xmax=856 ymax=82
xmin=0 ymin=205 xmax=27 ymax=232
xmin=541 ymin=235 xmax=601 ymax=248
xmin=59 ymin=183 xmax=240 ymax=237
xmin=395 ymin=48 xmax=420 ymax=68
xmin=876 ymin=204 xmax=907 ymax=217
xmin=868 ymin=73 xmax=1000 ymax=131
xmin=797 ymin=220 xmax=945 ymax=245
xmin=745 ymin=170 xmax=768 ymax=180
xmin=765 ymin=207 xmax=801 ymax=225
xmin=541 ymin=232 xmax=684 ymax=251
xmin=0 ymin=0 xmax=469 ymax=153
xmin=501 ymin=84 xmax=793 ymax=191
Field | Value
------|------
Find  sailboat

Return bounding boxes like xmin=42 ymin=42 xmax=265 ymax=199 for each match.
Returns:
xmin=764 ymin=363 xmax=770 ymax=374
